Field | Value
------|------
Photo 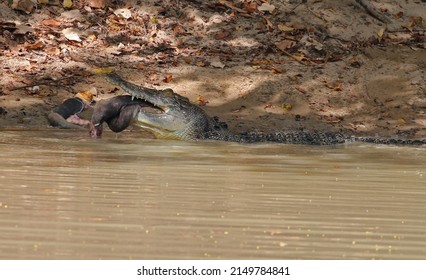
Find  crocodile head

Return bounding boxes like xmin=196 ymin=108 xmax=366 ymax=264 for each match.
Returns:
xmin=105 ymin=73 xmax=214 ymax=140
xmin=133 ymin=88 xmax=213 ymax=140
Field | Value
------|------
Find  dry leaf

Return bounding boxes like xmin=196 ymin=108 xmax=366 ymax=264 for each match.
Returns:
xmin=63 ymin=28 xmax=81 ymax=42
xmin=271 ymin=67 xmax=282 ymax=74
xmin=408 ymin=16 xmax=425 ymax=28
xmin=394 ymin=11 xmax=404 ymax=19
xmin=334 ymin=84 xmax=343 ymax=91
xmin=25 ymin=41 xmax=44 ymax=50
xmin=88 ymin=0 xmax=105 ymax=9
xmin=281 ymin=103 xmax=293 ymax=111
xmin=382 ymin=111 xmax=391 ymax=118
xmin=214 ymin=30 xmax=230 ymax=40
xmin=401 ymin=16 xmax=424 ymax=31
xmin=397 ymin=118 xmax=406 ymax=125
xmin=326 ymin=83 xmax=343 ymax=91
xmin=243 ymin=1 xmax=258 ymax=13
xmin=183 ymin=57 xmax=192 ymax=64
xmin=86 ymin=34 xmax=97 ymax=41
xmin=377 ymin=28 xmax=385 ymax=39
xmin=275 ymin=39 xmax=296 ymax=51
xmin=263 ymin=16 xmax=273 ymax=30
xmin=176 ymin=39 xmax=184 ymax=48
xmin=258 ymin=3 xmax=275 ymax=13
xmin=323 ymin=115 xmax=343 ymax=123
xmin=163 ymin=74 xmax=173 ymax=83
xmin=27 ymin=85 xmax=40 ymax=95
xmin=231 ymin=106 xmax=246 ymax=113
xmin=41 ymin=18 xmax=62 ymax=27
xmin=114 ymin=8 xmax=132 ymax=19
xmin=60 ymin=9 xmax=85 ymax=21
xmin=92 ymin=67 xmax=114 ymax=74
xmin=294 ymin=86 xmax=307 ymax=94
xmin=148 ymin=74 xmax=161 ymax=85
xmin=414 ymin=119 xmax=426 ymax=126
xmin=292 ymin=53 xmax=306 ymax=62
xmin=277 ymin=24 xmax=294 ymax=32
xmin=45 ymin=46 xmax=60 ymax=56
xmin=209 ymin=57 xmax=225 ymax=68
xmin=173 ymin=24 xmax=186 ymax=35
xmin=63 ymin=0 xmax=73 ymax=8
xmin=136 ymin=63 xmax=145 ymax=70
xmin=195 ymin=60 xmax=206 ymax=67
xmin=12 ymin=0 xmax=35 ymax=14
xmin=218 ymin=0 xmax=247 ymax=14
xmin=251 ymin=59 xmax=272 ymax=65
xmin=197 ymin=95 xmax=209 ymax=106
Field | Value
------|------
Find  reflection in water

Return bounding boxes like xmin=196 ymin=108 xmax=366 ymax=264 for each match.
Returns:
xmin=0 ymin=131 xmax=425 ymax=259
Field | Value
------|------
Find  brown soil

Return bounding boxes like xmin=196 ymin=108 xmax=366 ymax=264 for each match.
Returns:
xmin=1 ymin=0 xmax=425 ymax=139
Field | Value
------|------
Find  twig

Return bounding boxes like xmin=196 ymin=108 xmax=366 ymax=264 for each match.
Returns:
xmin=10 ymin=75 xmax=77 ymax=91
xmin=275 ymin=47 xmax=311 ymax=66
xmin=291 ymin=2 xmax=303 ymax=12
xmin=355 ymin=0 xmax=392 ymax=24
xmin=386 ymin=28 xmax=425 ymax=33
xmin=307 ymin=8 xmax=328 ymax=23
xmin=217 ymin=0 xmax=247 ymax=14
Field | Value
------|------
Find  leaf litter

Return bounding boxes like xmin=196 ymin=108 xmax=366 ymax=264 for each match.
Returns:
xmin=0 ymin=0 xmax=425 ymax=138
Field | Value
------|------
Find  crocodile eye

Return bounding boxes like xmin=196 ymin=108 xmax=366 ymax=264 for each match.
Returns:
xmin=163 ymin=89 xmax=174 ymax=96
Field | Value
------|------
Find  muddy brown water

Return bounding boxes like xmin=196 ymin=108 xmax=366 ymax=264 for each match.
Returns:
xmin=0 ymin=130 xmax=425 ymax=259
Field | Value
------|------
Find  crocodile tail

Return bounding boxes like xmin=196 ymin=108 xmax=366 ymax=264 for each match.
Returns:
xmin=352 ymin=137 xmax=426 ymax=145
xmin=238 ymin=131 xmax=347 ymax=145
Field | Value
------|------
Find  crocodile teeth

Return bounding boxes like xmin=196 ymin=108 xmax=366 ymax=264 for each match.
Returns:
xmin=131 ymin=95 xmax=135 ymax=101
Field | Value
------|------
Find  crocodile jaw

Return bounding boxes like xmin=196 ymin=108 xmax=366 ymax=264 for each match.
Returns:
xmin=134 ymin=110 xmax=189 ymax=140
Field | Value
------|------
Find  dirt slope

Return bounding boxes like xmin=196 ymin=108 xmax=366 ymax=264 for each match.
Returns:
xmin=1 ymin=0 xmax=425 ymax=138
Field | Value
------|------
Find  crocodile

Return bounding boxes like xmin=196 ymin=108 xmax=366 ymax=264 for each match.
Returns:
xmin=90 ymin=73 xmax=425 ymax=145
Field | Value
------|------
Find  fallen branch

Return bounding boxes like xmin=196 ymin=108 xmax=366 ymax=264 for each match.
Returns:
xmin=275 ymin=47 xmax=311 ymax=66
xmin=9 ymin=75 xmax=77 ymax=91
xmin=307 ymin=7 xmax=328 ymax=23
xmin=217 ymin=0 xmax=248 ymax=14
xmin=355 ymin=0 xmax=392 ymax=24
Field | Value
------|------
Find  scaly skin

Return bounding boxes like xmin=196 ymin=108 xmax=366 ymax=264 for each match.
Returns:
xmin=100 ymin=73 xmax=425 ymax=145
xmin=105 ymin=73 xmax=230 ymax=141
